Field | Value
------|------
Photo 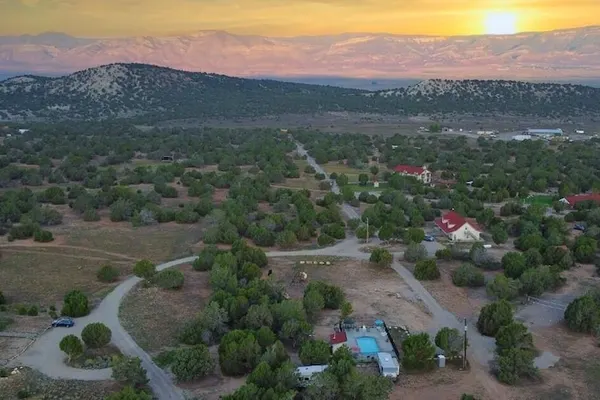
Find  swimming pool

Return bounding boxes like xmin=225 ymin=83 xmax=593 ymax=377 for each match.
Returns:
xmin=356 ymin=336 xmax=380 ymax=354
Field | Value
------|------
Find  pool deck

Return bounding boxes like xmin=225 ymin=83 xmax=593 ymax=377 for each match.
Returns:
xmin=343 ymin=326 xmax=395 ymax=355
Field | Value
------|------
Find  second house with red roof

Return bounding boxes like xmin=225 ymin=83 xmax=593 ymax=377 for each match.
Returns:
xmin=435 ymin=210 xmax=483 ymax=242
xmin=393 ymin=165 xmax=432 ymax=184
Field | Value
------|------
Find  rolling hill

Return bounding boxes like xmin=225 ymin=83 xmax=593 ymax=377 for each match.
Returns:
xmin=1 ymin=27 xmax=600 ymax=80
xmin=1 ymin=63 xmax=600 ymax=121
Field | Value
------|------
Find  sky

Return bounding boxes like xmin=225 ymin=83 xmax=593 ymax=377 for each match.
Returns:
xmin=0 ymin=0 xmax=598 ymax=37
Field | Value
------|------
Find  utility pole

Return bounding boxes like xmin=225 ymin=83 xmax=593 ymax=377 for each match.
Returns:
xmin=366 ymin=217 xmax=369 ymax=244
xmin=463 ymin=318 xmax=467 ymax=370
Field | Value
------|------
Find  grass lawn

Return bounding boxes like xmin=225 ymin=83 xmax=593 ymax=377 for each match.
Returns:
xmin=322 ymin=162 xmax=389 ymax=182
xmin=119 ymin=265 xmax=211 ymax=352
xmin=521 ymin=194 xmax=555 ymax=206
xmin=278 ymin=178 xmax=321 ymax=191
xmin=345 ymin=182 xmax=389 ymax=192
xmin=62 ymin=223 xmax=204 ymax=262
xmin=0 ymin=251 xmax=128 ymax=305
xmin=0 ymin=222 xmax=205 ymax=306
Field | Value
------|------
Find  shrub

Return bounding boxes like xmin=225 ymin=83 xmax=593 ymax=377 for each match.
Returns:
xmin=435 ymin=248 xmax=452 ymax=261
xmin=97 ymin=265 xmax=120 ymax=283
xmin=304 ymin=281 xmax=345 ymax=309
xmin=153 ymin=350 xmax=177 ymax=368
xmin=369 ymin=248 xmax=393 ymax=267
xmin=347 ymin=218 xmax=360 ymax=231
xmin=193 ymin=245 xmax=221 ymax=271
xmin=27 ymin=305 xmax=38 ymax=316
xmin=317 ymin=234 xmax=335 ymax=246
xmin=105 ymin=386 xmax=152 ymax=400
xmin=0 ymin=291 xmax=5 ymax=305
xmin=81 ymin=322 xmax=112 ymax=348
xmin=497 ymin=348 xmax=538 ymax=385
xmin=435 ymin=327 xmax=463 ymax=357
xmin=276 ymin=230 xmax=298 ymax=249
xmin=519 ymin=266 xmax=565 ymax=297
xmin=414 ymin=259 xmax=440 ymax=280
xmin=9 ymin=223 xmax=37 ymax=240
xmin=59 ymin=334 xmax=83 ymax=361
xmin=476 ymin=300 xmax=513 ymax=337
xmin=299 ymin=340 xmax=331 ymax=365
xmin=495 ymin=322 xmax=534 ymax=356
xmin=486 ymin=274 xmax=521 ymax=301
xmin=452 ymin=264 xmax=485 ymax=287
xmin=33 ymin=229 xmax=54 ymax=242
xmin=401 ymin=333 xmax=436 ymax=371
xmin=111 ymin=356 xmax=149 ymax=386
xmin=321 ymin=223 xmax=346 ymax=240
xmin=219 ymin=330 xmax=262 ymax=376
xmin=0 ymin=316 xmax=14 ymax=331
xmin=303 ymin=289 xmax=325 ymax=322
xmin=404 ymin=243 xmax=428 ymax=262
xmin=82 ymin=208 xmax=101 ymax=222
xmin=502 ymin=252 xmax=528 ymax=279
xmin=61 ymin=290 xmax=89 ymax=317
xmin=133 ymin=259 xmax=156 ymax=280
xmin=564 ymin=294 xmax=600 ymax=333
xmin=155 ymin=269 xmax=185 ymax=289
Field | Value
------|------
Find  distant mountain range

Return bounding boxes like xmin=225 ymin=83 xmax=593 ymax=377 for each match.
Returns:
xmin=2 ymin=63 xmax=599 ymax=121
xmin=1 ymin=27 xmax=600 ymax=80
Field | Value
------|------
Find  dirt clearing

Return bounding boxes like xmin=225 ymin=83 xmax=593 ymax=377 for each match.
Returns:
xmin=119 ymin=264 xmax=211 ymax=353
xmin=269 ymin=257 xmax=432 ymax=331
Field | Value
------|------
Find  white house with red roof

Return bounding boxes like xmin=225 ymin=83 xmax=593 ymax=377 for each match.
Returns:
xmin=560 ymin=193 xmax=600 ymax=207
xmin=393 ymin=165 xmax=432 ymax=184
xmin=435 ymin=211 xmax=483 ymax=242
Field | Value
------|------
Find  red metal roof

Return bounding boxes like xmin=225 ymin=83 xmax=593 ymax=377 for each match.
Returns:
xmin=394 ymin=165 xmax=426 ymax=175
xmin=435 ymin=211 xmax=482 ymax=234
xmin=329 ymin=331 xmax=348 ymax=345
xmin=564 ymin=193 xmax=600 ymax=205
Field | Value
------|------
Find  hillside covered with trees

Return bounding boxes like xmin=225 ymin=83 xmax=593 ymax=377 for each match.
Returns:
xmin=1 ymin=63 xmax=600 ymax=121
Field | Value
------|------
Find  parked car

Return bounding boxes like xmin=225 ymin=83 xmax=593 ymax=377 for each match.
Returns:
xmin=51 ymin=317 xmax=74 ymax=328
xmin=424 ymin=235 xmax=435 ymax=242
xmin=574 ymin=224 xmax=586 ymax=232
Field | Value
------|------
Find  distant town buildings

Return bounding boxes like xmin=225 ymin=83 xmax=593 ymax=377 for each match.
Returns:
xmin=394 ymin=165 xmax=432 ymax=184
xmin=512 ymin=134 xmax=535 ymax=142
xmin=435 ymin=211 xmax=482 ymax=241
xmin=523 ymin=128 xmax=563 ymax=137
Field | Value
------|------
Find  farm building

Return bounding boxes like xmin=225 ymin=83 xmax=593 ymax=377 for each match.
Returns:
xmin=560 ymin=193 xmax=600 ymax=207
xmin=393 ymin=165 xmax=431 ymax=184
xmin=435 ymin=211 xmax=482 ymax=241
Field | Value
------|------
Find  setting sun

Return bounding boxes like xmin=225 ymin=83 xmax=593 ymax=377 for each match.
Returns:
xmin=484 ymin=12 xmax=518 ymax=35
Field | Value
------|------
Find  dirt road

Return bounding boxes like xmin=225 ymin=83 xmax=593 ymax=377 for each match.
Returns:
xmin=16 ymin=257 xmax=197 ymax=400
xmin=295 ymin=141 xmax=361 ymax=220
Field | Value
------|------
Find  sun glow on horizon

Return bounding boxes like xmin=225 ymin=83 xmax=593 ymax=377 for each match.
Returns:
xmin=484 ymin=11 xmax=518 ymax=35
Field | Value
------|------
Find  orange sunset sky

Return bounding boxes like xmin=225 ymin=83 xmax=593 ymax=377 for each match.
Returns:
xmin=0 ymin=0 xmax=598 ymax=37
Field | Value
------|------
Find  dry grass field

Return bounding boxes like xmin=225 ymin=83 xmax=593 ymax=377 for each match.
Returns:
xmin=119 ymin=264 xmax=211 ymax=352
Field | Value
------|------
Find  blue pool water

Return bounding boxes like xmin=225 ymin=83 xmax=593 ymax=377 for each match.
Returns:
xmin=356 ymin=336 xmax=380 ymax=354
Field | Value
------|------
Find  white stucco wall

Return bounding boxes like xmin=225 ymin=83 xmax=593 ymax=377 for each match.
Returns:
xmin=450 ymin=223 xmax=481 ymax=241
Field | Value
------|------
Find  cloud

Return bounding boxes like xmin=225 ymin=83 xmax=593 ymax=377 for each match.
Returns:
xmin=19 ymin=0 xmax=40 ymax=5
xmin=0 ymin=0 xmax=598 ymax=37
